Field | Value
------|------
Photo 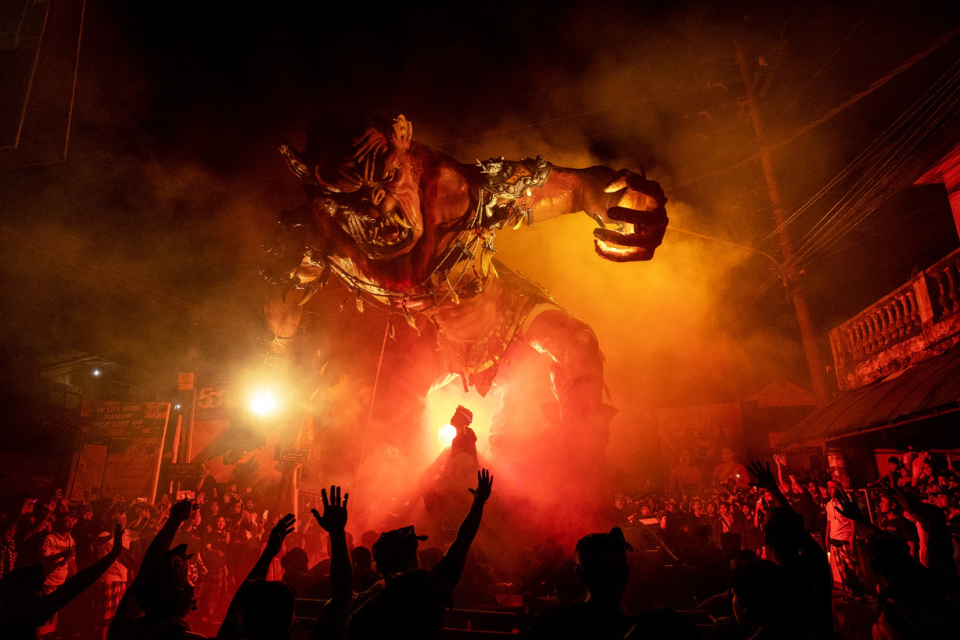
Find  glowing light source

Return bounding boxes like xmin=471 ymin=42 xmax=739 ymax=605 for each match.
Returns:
xmin=438 ymin=424 xmax=456 ymax=448
xmin=251 ymin=391 xmax=277 ymax=415
xmin=92 ymin=369 xmax=100 ymax=377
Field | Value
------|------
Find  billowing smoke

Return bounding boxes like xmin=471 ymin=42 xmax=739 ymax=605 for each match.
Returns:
xmin=3 ymin=2 xmax=959 ymax=561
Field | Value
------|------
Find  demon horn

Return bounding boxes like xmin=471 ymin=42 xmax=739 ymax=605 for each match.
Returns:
xmin=280 ymin=140 xmax=316 ymax=185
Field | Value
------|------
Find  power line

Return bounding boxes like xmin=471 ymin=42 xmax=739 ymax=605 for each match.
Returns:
xmin=667 ymin=22 xmax=960 ymax=191
xmin=742 ymin=59 xmax=960 ymax=303
xmin=764 ymin=0 xmax=884 ymax=135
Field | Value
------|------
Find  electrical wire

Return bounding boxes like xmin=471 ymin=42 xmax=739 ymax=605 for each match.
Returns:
xmin=668 ymin=22 xmax=960 ymax=191
xmin=757 ymin=57 xmax=960 ymax=252
xmin=764 ymin=0 xmax=884 ymax=135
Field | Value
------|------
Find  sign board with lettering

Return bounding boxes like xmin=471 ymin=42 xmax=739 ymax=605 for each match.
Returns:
xmin=68 ymin=402 xmax=171 ymax=503
xmin=279 ymin=445 xmax=310 ymax=463
xmin=178 ymin=373 xmax=195 ymax=390
xmin=167 ymin=462 xmax=203 ymax=481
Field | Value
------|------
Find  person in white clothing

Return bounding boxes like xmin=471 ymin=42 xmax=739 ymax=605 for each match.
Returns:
xmin=825 ymin=481 xmax=863 ymax=598
xmin=38 ymin=510 xmax=77 ymax=637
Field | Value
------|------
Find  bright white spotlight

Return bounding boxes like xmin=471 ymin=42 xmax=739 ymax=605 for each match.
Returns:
xmin=438 ymin=424 xmax=456 ymax=448
xmin=92 ymin=369 xmax=100 ymax=377
xmin=251 ymin=391 xmax=277 ymax=415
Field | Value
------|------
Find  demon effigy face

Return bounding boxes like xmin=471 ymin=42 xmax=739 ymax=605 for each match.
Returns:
xmin=281 ymin=115 xmax=425 ymax=260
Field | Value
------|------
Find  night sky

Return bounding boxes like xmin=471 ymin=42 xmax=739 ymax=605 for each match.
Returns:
xmin=2 ymin=0 xmax=960 ymax=414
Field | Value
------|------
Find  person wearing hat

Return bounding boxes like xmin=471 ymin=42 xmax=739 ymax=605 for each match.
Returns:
xmin=439 ymin=406 xmax=479 ymax=496
xmin=449 ymin=405 xmax=478 ymax=471
xmin=825 ymin=480 xmax=864 ymax=599
xmin=346 ymin=469 xmax=493 ymax=640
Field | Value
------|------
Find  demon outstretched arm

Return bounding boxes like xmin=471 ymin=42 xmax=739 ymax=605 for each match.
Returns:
xmin=524 ymin=166 xmax=668 ymax=262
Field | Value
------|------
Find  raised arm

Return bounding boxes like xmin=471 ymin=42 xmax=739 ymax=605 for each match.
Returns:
xmin=773 ymin=453 xmax=788 ymax=487
xmin=36 ymin=524 xmax=124 ymax=623
xmin=884 ymin=475 xmax=940 ymax=532
xmin=833 ymin=489 xmax=883 ymax=538
xmin=140 ymin=499 xmax=196 ymax=574
xmin=310 ymin=486 xmax=352 ymax=640
xmin=217 ymin=513 xmax=296 ymax=640
xmin=110 ymin=499 xmax=196 ymax=639
xmin=21 ymin=499 xmax=57 ymax=541
xmin=746 ymin=462 xmax=791 ymax=510
xmin=312 ymin=486 xmax=351 ymax=606
xmin=441 ymin=469 xmax=493 ymax=584
xmin=528 ymin=166 xmax=668 ymax=262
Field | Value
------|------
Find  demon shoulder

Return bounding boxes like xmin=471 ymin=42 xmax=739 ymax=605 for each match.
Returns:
xmin=476 ymin=155 xmax=552 ymax=199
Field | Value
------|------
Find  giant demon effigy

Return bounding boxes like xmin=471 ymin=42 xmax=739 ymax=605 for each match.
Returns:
xmin=262 ymin=115 xmax=667 ymax=475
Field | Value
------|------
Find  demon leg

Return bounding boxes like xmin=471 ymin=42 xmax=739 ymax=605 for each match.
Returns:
xmin=523 ymin=309 xmax=616 ymax=465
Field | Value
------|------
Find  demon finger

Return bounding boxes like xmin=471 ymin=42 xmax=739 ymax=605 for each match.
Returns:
xmin=593 ymin=227 xmax=665 ymax=249
xmin=606 ymin=206 xmax=668 ymax=229
xmin=593 ymin=239 xmax=656 ymax=262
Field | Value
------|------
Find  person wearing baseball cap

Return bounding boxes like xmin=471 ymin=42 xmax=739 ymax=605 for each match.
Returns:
xmin=347 ymin=469 xmax=493 ymax=640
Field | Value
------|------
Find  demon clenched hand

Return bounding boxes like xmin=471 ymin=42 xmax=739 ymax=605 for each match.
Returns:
xmin=264 ymin=115 xmax=667 ymax=474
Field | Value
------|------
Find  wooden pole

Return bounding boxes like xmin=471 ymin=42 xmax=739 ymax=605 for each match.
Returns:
xmin=736 ymin=43 xmax=831 ymax=406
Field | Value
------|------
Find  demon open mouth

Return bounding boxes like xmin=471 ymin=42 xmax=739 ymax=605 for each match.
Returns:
xmin=339 ymin=210 xmax=414 ymax=258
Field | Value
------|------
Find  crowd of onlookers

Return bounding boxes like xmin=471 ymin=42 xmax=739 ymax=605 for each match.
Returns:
xmin=0 ymin=451 xmax=958 ymax=639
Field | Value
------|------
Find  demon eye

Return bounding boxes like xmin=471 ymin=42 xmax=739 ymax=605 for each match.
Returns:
xmin=382 ymin=167 xmax=399 ymax=184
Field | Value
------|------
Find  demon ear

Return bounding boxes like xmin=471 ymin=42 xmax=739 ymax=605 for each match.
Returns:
xmin=280 ymin=140 xmax=316 ymax=185
xmin=391 ymin=115 xmax=413 ymax=152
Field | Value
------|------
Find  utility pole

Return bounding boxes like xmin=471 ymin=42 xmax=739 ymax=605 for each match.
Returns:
xmin=735 ymin=42 xmax=831 ymax=406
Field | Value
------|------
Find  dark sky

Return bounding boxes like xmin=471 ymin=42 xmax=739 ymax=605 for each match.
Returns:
xmin=2 ymin=0 xmax=960 ymax=406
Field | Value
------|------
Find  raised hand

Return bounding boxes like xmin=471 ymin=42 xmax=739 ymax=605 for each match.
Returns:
xmin=468 ymin=469 xmax=494 ymax=504
xmin=834 ymin=488 xmax=866 ymax=523
xmin=168 ymin=499 xmax=197 ymax=524
xmin=773 ymin=453 xmax=787 ymax=467
xmin=265 ymin=513 xmax=296 ymax=556
xmin=593 ymin=171 xmax=668 ymax=262
xmin=311 ymin=485 xmax=348 ymax=533
xmin=746 ymin=461 xmax=777 ymax=492
xmin=109 ymin=522 xmax=125 ymax=558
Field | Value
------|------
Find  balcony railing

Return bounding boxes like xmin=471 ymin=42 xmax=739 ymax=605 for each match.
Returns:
xmin=830 ymin=247 xmax=960 ymax=390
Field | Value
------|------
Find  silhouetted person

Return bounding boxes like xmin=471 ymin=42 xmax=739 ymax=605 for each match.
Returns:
xmin=216 ymin=512 xmax=297 ymax=640
xmin=449 ymin=405 xmax=478 ymax=469
xmin=526 ymin=527 xmax=633 ymax=640
xmin=280 ymin=547 xmax=319 ymax=598
xmin=867 ymin=533 xmax=959 ymax=639
xmin=239 ymin=580 xmax=296 ymax=640
xmin=747 ymin=462 xmax=833 ymax=640
xmin=218 ymin=486 xmax=353 ymax=640
xmin=350 ymin=546 xmax=381 ymax=593
xmin=0 ymin=523 xmax=124 ymax=640
xmin=109 ymin=499 xmax=203 ymax=640
xmin=346 ymin=469 xmax=493 ymax=640
xmin=731 ymin=559 xmax=822 ymax=640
